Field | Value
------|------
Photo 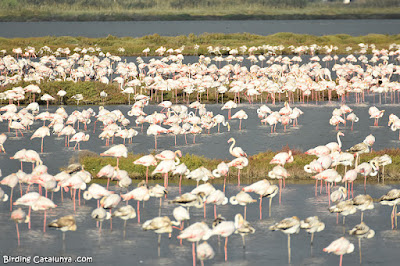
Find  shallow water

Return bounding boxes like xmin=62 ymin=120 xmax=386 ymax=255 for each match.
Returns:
xmin=0 ymin=101 xmax=400 ymax=265
xmin=0 ymin=183 xmax=399 ymax=266
xmin=0 ymin=20 xmax=399 ymax=38
xmin=0 ymin=102 xmax=399 ymax=175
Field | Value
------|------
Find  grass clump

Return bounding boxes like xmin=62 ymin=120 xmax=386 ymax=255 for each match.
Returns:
xmin=77 ymin=148 xmax=400 ymax=185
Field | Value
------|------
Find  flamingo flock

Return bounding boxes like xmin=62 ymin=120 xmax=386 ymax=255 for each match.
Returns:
xmin=1 ymin=45 xmax=400 ymax=265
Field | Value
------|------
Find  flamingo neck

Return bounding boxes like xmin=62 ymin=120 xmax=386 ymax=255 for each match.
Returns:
xmin=229 ymin=139 xmax=236 ymax=155
xmin=337 ymin=133 xmax=342 ymax=149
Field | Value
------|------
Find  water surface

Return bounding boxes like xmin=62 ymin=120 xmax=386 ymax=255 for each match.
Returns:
xmin=1 ymin=20 xmax=399 ymax=38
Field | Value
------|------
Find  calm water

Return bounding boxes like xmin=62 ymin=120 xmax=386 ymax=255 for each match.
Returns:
xmin=0 ymin=102 xmax=400 ymax=265
xmin=1 ymin=20 xmax=399 ymax=38
xmin=0 ymin=182 xmax=399 ymax=266
xmin=0 ymin=103 xmax=400 ymax=175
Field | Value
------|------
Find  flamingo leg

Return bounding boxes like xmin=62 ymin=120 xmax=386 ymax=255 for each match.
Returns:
xmin=237 ymin=169 xmax=240 ymax=187
xmin=179 ymin=174 xmax=182 ymax=194
xmin=28 ymin=206 xmax=31 ymax=229
xmin=43 ymin=210 xmax=47 ymax=232
xmin=288 ymin=234 xmax=291 ymax=264
xmin=137 ymin=200 xmax=141 ymax=224
xmin=16 ymin=223 xmax=20 ymax=246
xmin=259 ymin=196 xmax=262 ymax=220
xmin=269 ymin=197 xmax=272 ymax=217
xmin=192 ymin=242 xmax=196 ymax=266
xmin=224 ymin=237 xmax=228 ymax=261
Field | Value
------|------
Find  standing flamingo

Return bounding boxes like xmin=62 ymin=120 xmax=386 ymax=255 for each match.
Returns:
xmin=229 ymin=191 xmax=256 ymax=219
xmin=31 ymin=196 xmax=57 ymax=232
xmin=48 ymin=215 xmax=77 ymax=241
xmin=349 ymin=222 xmax=375 ymax=264
xmin=31 ymin=126 xmax=50 ymax=153
xmin=100 ymin=144 xmax=128 ymax=169
xmin=178 ymin=222 xmax=212 ymax=266
xmin=269 ymin=216 xmax=301 ymax=264
xmin=323 ymin=237 xmax=354 ymax=266
xmin=227 ymin=138 xmax=247 ymax=157
xmin=147 ymin=124 xmax=168 ymax=150
xmin=231 ymin=110 xmax=248 ymax=130
xmin=11 ymin=208 xmax=29 ymax=246
xmin=134 ymin=155 xmax=158 ymax=184
xmin=300 ymin=216 xmax=325 ymax=245
xmin=121 ymin=185 xmax=150 ymax=223
xmin=1 ymin=173 xmax=19 ymax=211
xmin=227 ymin=157 xmax=248 ymax=187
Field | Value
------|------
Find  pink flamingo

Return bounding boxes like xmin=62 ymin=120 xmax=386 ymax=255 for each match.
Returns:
xmin=323 ymin=237 xmax=354 ymax=266
xmin=11 ymin=208 xmax=29 ymax=246
xmin=100 ymin=144 xmax=128 ymax=169
xmin=31 ymin=126 xmax=50 ymax=153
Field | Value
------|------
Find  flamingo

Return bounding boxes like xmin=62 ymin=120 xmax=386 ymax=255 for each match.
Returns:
xmin=326 ymin=131 xmax=344 ymax=153
xmin=378 ymin=189 xmax=400 ymax=229
xmin=313 ymin=169 xmax=342 ymax=205
xmin=323 ymin=237 xmax=354 ymax=266
xmin=11 ymin=208 xmax=29 ymax=246
xmin=234 ymin=213 xmax=255 ymax=248
xmin=356 ymin=161 xmax=378 ymax=193
xmin=369 ymin=106 xmax=385 ymax=126
xmin=100 ymin=144 xmax=128 ymax=169
xmin=121 ymin=185 xmax=150 ymax=223
xmin=31 ymin=126 xmax=50 ymax=153
xmin=1 ymin=173 xmax=19 ymax=211
xmin=229 ymin=191 xmax=256 ymax=220
xmin=269 ymin=216 xmax=301 ymax=264
xmin=268 ymin=165 xmax=289 ymax=203
xmin=173 ymin=206 xmax=190 ymax=233
xmin=113 ymin=205 xmax=136 ymax=238
xmin=300 ymin=216 xmax=325 ymax=245
xmin=370 ymin=154 xmax=392 ymax=183
xmin=70 ymin=132 xmax=90 ymax=151
xmin=48 ymin=215 xmax=77 ymax=241
xmin=14 ymin=192 xmax=40 ymax=229
xmin=91 ymin=207 xmax=111 ymax=233
xmin=96 ymin=165 xmax=116 ymax=190
xmin=186 ymin=167 xmax=214 ymax=187
xmin=196 ymin=242 xmax=214 ymax=266
xmin=142 ymin=216 xmax=178 ymax=256
xmin=270 ymin=150 xmax=293 ymax=167
xmin=152 ymin=160 xmax=176 ymax=188
xmin=147 ymin=124 xmax=168 ymax=150
xmin=173 ymin=163 xmax=190 ymax=194
xmin=221 ymin=100 xmax=237 ymax=120
xmin=31 ymin=196 xmax=57 ymax=232
xmin=346 ymin=113 xmax=359 ymax=131
xmin=349 ymin=222 xmax=375 ymax=264
xmin=204 ymin=189 xmax=228 ymax=219
xmin=100 ymin=194 xmax=121 ymax=230
xmin=178 ymin=222 xmax=212 ymax=266
xmin=352 ymin=194 xmax=374 ymax=222
xmin=329 ymin=199 xmax=357 ymax=225
xmin=0 ymin=133 xmax=7 ymax=153
xmin=134 ymin=154 xmax=157 ymax=184
xmin=204 ymin=215 xmax=236 ymax=261
xmin=231 ymin=110 xmax=248 ymax=130
xmin=0 ymin=187 xmax=8 ymax=202
xmin=227 ymin=137 xmax=247 ymax=157
xmin=227 ymin=157 xmax=248 ymax=187
xmin=171 ymin=193 xmax=204 ymax=209
xmin=211 ymin=161 xmax=229 ymax=192
xmin=83 ymin=183 xmax=114 ymax=207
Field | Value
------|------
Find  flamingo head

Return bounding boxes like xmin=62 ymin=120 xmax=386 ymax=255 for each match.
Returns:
xmin=227 ymin=137 xmax=234 ymax=143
